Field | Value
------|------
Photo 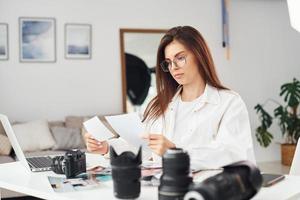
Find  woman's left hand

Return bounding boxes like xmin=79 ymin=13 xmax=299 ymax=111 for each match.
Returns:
xmin=142 ymin=134 xmax=176 ymax=156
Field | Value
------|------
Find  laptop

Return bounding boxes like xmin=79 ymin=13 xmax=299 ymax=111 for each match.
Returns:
xmin=0 ymin=114 xmax=55 ymax=172
xmin=290 ymin=141 xmax=300 ymax=175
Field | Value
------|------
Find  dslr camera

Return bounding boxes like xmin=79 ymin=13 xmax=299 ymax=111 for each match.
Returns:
xmin=159 ymin=148 xmax=263 ymax=200
xmin=184 ymin=160 xmax=263 ymax=200
xmin=51 ymin=149 xmax=86 ymax=179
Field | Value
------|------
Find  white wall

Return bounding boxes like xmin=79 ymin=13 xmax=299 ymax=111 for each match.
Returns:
xmin=222 ymin=0 xmax=300 ymax=162
xmin=0 ymin=0 xmax=299 ymax=162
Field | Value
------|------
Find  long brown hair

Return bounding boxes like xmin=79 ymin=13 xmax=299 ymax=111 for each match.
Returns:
xmin=143 ymin=26 xmax=227 ymax=122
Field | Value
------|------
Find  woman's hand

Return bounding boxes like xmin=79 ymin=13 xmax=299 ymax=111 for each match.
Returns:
xmin=84 ymin=132 xmax=109 ymax=155
xmin=143 ymin=134 xmax=176 ymax=156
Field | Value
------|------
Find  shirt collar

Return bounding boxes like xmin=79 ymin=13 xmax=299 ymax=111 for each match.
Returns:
xmin=171 ymin=83 xmax=221 ymax=105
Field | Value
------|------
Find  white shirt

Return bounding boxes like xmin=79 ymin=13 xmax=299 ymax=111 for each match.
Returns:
xmin=144 ymin=84 xmax=256 ymax=169
xmin=173 ymin=94 xmax=203 ymax=142
xmin=109 ymin=84 xmax=256 ymax=170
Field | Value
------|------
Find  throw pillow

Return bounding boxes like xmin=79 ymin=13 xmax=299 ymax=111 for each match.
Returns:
xmin=0 ymin=121 xmax=6 ymax=135
xmin=51 ymin=127 xmax=85 ymax=150
xmin=0 ymin=134 xmax=12 ymax=155
xmin=65 ymin=116 xmax=84 ymax=129
xmin=49 ymin=121 xmax=65 ymax=129
xmin=12 ymin=120 xmax=56 ymax=152
xmin=50 ymin=126 xmax=85 ymax=150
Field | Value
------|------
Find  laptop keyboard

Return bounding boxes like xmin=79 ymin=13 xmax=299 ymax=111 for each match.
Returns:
xmin=26 ymin=156 xmax=52 ymax=168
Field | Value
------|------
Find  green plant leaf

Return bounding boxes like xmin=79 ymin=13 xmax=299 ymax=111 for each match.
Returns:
xmin=254 ymin=78 xmax=300 ymax=146
xmin=255 ymin=126 xmax=273 ymax=147
xmin=254 ymin=104 xmax=274 ymax=147
xmin=280 ymin=78 xmax=300 ymax=108
xmin=294 ymin=118 xmax=300 ymax=142
xmin=255 ymin=104 xmax=273 ymax=129
xmin=288 ymin=116 xmax=300 ymax=143
xmin=274 ymin=105 xmax=288 ymax=136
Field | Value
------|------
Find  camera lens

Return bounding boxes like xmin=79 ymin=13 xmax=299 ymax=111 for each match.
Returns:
xmin=159 ymin=148 xmax=192 ymax=200
xmin=110 ymin=146 xmax=142 ymax=199
xmin=51 ymin=156 xmax=65 ymax=174
xmin=184 ymin=160 xmax=263 ymax=200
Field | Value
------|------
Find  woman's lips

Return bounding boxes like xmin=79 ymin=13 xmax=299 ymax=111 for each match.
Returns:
xmin=174 ymin=73 xmax=184 ymax=79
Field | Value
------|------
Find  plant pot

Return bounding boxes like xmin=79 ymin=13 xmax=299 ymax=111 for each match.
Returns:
xmin=281 ymin=143 xmax=297 ymax=166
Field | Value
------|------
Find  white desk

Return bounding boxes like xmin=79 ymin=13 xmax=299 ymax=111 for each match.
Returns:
xmin=1 ymin=161 xmax=300 ymax=200
xmin=257 ymin=161 xmax=291 ymax=175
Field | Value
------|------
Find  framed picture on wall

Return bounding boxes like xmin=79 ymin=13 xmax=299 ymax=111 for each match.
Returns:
xmin=0 ymin=23 xmax=9 ymax=60
xmin=65 ymin=24 xmax=92 ymax=59
xmin=19 ymin=17 xmax=56 ymax=62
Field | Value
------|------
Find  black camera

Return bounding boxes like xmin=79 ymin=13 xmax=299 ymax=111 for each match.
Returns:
xmin=51 ymin=149 xmax=86 ymax=179
xmin=159 ymin=148 xmax=262 ymax=200
xmin=159 ymin=148 xmax=193 ymax=200
xmin=110 ymin=146 xmax=142 ymax=199
xmin=184 ymin=160 xmax=263 ymax=200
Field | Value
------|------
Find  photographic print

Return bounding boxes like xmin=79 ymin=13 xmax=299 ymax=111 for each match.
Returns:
xmin=48 ymin=166 xmax=112 ymax=193
xmin=65 ymin=24 xmax=91 ymax=59
xmin=0 ymin=23 xmax=8 ymax=60
xmin=19 ymin=17 xmax=56 ymax=62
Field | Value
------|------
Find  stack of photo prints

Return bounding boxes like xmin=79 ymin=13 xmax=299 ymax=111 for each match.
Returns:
xmin=48 ymin=165 xmax=111 ymax=193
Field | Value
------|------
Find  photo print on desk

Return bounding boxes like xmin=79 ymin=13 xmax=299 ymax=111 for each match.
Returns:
xmin=0 ymin=23 xmax=9 ymax=60
xmin=19 ymin=17 xmax=56 ymax=62
xmin=65 ymin=23 xmax=92 ymax=59
xmin=48 ymin=166 xmax=112 ymax=193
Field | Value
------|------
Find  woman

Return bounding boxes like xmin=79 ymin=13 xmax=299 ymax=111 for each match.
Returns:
xmin=85 ymin=26 xmax=255 ymax=169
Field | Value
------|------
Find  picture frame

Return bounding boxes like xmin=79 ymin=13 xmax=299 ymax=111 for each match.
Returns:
xmin=19 ymin=17 xmax=56 ymax=63
xmin=65 ymin=23 xmax=92 ymax=59
xmin=0 ymin=23 xmax=9 ymax=60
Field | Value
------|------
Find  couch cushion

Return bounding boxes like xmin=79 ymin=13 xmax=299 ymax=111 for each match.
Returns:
xmin=0 ymin=155 xmax=14 ymax=163
xmin=0 ymin=121 xmax=6 ymax=135
xmin=49 ymin=121 xmax=65 ymax=128
xmin=0 ymin=134 xmax=12 ymax=155
xmin=50 ymin=126 xmax=85 ymax=150
xmin=12 ymin=120 xmax=56 ymax=152
xmin=65 ymin=116 xmax=84 ymax=129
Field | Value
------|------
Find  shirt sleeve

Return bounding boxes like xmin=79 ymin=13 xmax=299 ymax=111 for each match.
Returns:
xmin=177 ymin=96 xmax=256 ymax=170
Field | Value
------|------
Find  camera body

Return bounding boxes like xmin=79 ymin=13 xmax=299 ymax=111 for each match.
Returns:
xmin=159 ymin=148 xmax=262 ymax=200
xmin=51 ymin=149 xmax=86 ymax=179
xmin=184 ymin=160 xmax=263 ymax=200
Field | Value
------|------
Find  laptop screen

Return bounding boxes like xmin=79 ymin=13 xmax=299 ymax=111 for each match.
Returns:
xmin=0 ymin=114 xmax=31 ymax=171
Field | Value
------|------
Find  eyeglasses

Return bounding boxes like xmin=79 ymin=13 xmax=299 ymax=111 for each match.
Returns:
xmin=160 ymin=55 xmax=187 ymax=72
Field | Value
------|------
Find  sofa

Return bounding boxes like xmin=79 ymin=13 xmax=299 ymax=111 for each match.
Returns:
xmin=0 ymin=115 xmax=111 ymax=199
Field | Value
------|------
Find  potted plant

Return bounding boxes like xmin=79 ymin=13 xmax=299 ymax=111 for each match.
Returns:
xmin=255 ymin=78 xmax=300 ymax=166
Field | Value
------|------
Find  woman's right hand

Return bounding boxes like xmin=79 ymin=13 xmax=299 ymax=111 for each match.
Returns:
xmin=84 ymin=132 xmax=109 ymax=155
